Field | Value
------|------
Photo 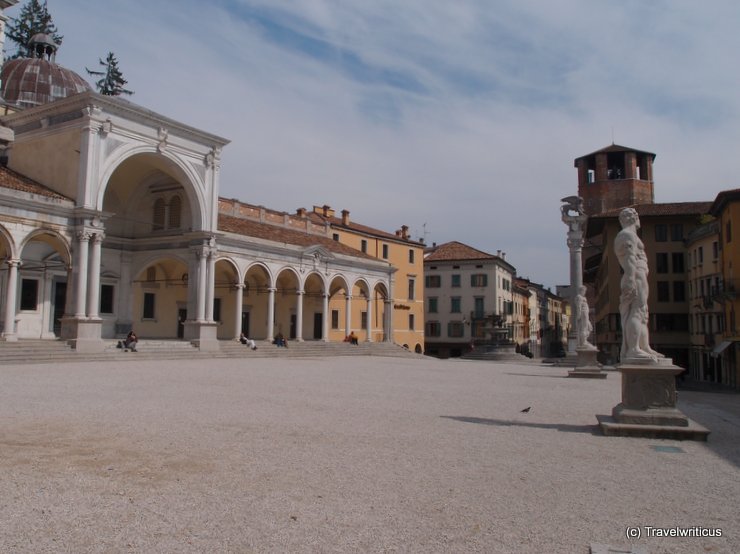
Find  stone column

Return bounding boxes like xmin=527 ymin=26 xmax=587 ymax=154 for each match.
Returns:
xmin=344 ymin=294 xmax=352 ymax=336
xmin=266 ymin=287 xmax=276 ymax=340
xmin=384 ymin=299 xmax=392 ymax=342
xmin=2 ymin=259 xmax=19 ymax=340
xmin=205 ymin=249 xmax=215 ymax=322
xmin=322 ymin=292 xmax=329 ymax=342
xmin=366 ymin=294 xmax=374 ymax=342
xmin=195 ymin=248 xmax=207 ymax=322
xmin=233 ymin=283 xmax=244 ymax=339
xmin=86 ymin=233 xmax=104 ymax=319
xmin=295 ymin=290 xmax=304 ymax=342
xmin=74 ymin=231 xmax=91 ymax=318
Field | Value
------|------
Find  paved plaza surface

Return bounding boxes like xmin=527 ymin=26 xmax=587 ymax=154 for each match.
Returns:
xmin=0 ymin=356 xmax=737 ymax=553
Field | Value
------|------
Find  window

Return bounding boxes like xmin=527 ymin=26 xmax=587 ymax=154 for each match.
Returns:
xmin=654 ymin=224 xmax=668 ymax=242
xmin=448 ymin=321 xmax=464 ymax=338
xmin=409 ymin=249 xmax=415 ymax=264
xmin=143 ymin=292 xmax=156 ymax=319
xmin=451 ymin=297 xmax=461 ymax=313
xmin=331 ymin=310 xmax=339 ymax=329
xmin=726 ymin=220 xmax=732 ymax=243
xmin=168 ymin=195 xmax=182 ymax=228
xmin=671 ymin=252 xmax=684 ymax=273
xmin=698 ymin=246 xmax=704 ymax=264
xmin=673 ymin=281 xmax=686 ymax=302
xmin=100 ymin=284 xmax=114 ymax=314
xmin=152 ymin=198 xmax=166 ymax=231
xmin=670 ymin=224 xmax=683 ymax=241
xmin=361 ymin=240 xmax=367 ymax=253
xmin=474 ymin=297 xmax=484 ymax=318
xmin=654 ymin=313 xmax=689 ymax=332
xmin=361 ymin=311 xmax=367 ymax=329
xmin=332 ymin=233 xmax=339 ymax=242
xmin=428 ymin=297 xmax=438 ymax=313
xmin=382 ymin=244 xmax=389 ymax=259
xmin=20 ymin=279 xmax=38 ymax=311
xmin=713 ymin=241 xmax=719 ymax=260
xmin=656 ymin=281 xmax=670 ymax=302
xmin=426 ymin=321 xmax=441 ymax=337
xmin=146 ymin=266 xmax=157 ymax=282
xmin=451 ymin=274 xmax=461 ymax=288
xmin=409 ymin=314 xmax=415 ymax=331
xmin=471 ymin=274 xmax=488 ymax=287
xmin=425 ymin=275 xmax=441 ymax=288
xmin=408 ymin=278 xmax=415 ymax=300
xmin=655 ymin=253 xmax=669 ymax=274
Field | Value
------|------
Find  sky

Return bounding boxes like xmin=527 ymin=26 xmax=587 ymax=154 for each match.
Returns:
xmin=8 ymin=0 xmax=740 ymax=289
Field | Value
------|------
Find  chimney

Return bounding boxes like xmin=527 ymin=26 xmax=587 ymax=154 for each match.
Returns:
xmin=341 ymin=209 xmax=350 ymax=225
xmin=497 ymin=250 xmax=501 ymax=257
xmin=401 ymin=225 xmax=409 ymax=239
xmin=501 ymin=252 xmax=506 ymax=260
xmin=296 ymin=207 xmax=307 ymax=218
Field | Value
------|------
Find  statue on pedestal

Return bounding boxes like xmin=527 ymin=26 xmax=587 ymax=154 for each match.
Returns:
xmin=614 ymin=207 xmax=664 ymax=363
xmin=575 ymin=285 xmax=596 ymax=350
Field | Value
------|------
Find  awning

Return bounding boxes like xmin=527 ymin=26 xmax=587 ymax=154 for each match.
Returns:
xmin=711 ymin=340 xmax=733 ymax=358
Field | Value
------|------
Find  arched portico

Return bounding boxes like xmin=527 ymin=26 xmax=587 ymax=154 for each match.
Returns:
xmin=12 ymin=229 xmax=71 ymax=340
xmin=304 ymin=272 xmax=328 ymax=341
xmin=244 ymin=263 xmax=272 ymax=341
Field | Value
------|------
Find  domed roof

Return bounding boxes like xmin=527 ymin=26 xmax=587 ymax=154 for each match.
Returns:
xmin=0 ymin=33 xmax=91 ymax=109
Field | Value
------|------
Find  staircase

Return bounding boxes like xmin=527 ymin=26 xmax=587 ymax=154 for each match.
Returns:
xmin=0 ymin=339 xmax=420 ymax=365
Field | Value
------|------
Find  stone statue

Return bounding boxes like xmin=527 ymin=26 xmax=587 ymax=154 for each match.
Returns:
xmin=560 ymin=195 xmax=587 ymax=231
xmin=614 ymin=208 xmax=664 ymax=362
xmin=575 ymin=285 xmax=596 ymax=350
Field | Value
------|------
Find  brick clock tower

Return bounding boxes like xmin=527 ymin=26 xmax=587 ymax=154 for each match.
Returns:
xmin=574 ymin=144 xmax=655 ymax=215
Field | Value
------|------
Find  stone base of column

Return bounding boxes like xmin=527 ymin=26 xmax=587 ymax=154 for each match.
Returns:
xmin=64 ymin=317 xmax=104 ymax=353
xmin=184 ymin=321 xmax=220 ymax=352
xmin=567 ymin=348 xmax=606 ymax=378
xmin=597 ymin=361 xmax=709 ymax=441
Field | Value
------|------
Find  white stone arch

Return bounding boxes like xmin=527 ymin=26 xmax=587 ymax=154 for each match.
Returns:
xmin=95 ymin=145 xmax=208 ymax=231
xmin=0 ymin=223 xmax=18 ymax=259
xmin=18 ymin=228 xmax=72 ymax=266
xmin=244 ymin=261 xmax=274 ymax=287
xmin=131 ymin=252 xmax=190 ymax=282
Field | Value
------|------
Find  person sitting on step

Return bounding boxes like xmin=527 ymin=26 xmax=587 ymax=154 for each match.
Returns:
xmin=123 ymin=330 xmax=138 ymax=352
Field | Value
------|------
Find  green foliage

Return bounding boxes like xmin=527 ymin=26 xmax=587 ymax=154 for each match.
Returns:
xmin=86 ymin=52 xmax=133 ymax=96
xmin=6 ymin=0 xmax=63 ymax=59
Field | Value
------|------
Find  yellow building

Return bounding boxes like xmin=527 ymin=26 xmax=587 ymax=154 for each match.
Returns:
xmin=308 ymin=205 xmax=425 ymax=352
xmin=708 ymin=189 xmax=740 ymax=389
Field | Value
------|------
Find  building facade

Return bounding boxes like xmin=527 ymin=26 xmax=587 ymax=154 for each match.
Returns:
xmin=423 ymin=241 xmax=516 ymax=358
xmin=307 ymin=205 xmax=425 ymax=352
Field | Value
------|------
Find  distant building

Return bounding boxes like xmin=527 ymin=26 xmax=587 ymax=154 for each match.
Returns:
xmin=686 ymin=219 xmax=725 ymax=384
xmin=307 ymin=205 xmax=425 ymax=352
xmin=423 ymin=241 xmax=516 ymax=358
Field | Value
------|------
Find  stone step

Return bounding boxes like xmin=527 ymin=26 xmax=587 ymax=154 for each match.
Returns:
xmin=0 ymin=339 xmax=419 ymax=365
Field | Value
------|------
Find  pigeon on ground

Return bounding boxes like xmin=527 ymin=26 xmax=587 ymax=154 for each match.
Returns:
xmin=520 ymin=407 xmax=531 ymax=413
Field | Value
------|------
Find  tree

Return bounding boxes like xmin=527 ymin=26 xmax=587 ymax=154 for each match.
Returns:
xmin=86 ymin=52 xmax=133 ymax=96
xmin=6 ymin=0 xmax=63 ymax=58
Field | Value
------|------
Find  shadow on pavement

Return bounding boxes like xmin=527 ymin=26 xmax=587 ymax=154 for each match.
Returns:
xmin=440 ymin=415 xmax=600 ymax=435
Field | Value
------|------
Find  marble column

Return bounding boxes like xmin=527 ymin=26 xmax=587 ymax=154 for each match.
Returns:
xmin=322 ymin=292 xmax=329 ymax=341
xmin=233 ymin=283 xmax=244 ymax=338
xmin=86 ymin=233 xmax=104 ymax=318
xmin=344 ymin=294 xmax=352 ymax=336
xmin=295 ymin=290 xmax=304 ymax=341
xmin=266 ymin=287 xmax=276 ymax=340
xmin=205 ymin=250 xmax=215 ymax=322
xmin=2 ymin=259 xmax=19 ymax=340
xmin=74 ymin=231 xmax=91 ymax=318
xmin=366 ymin=295 xmax=374 ymax=342
xmin=195 ymin=249 xmax=207 ymax=322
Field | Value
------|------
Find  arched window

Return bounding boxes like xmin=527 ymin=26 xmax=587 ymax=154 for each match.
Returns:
xmin=152 ymin=198 xmax=166 ymax=231
xmin=168 ymin=195 xmax=182 ymax=229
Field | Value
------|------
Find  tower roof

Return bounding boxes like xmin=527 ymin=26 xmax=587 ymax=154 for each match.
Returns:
xmin=574 ymin=144 xmax=656 ymax=166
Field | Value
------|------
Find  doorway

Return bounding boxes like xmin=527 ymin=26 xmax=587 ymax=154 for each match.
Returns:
xmin=177 ymin=308 xmax=187 ymax=338
xmin=52 ymin=280 xmax=66 ymax=337
xmin=313 ymin=312 xmax=323 ymax=339
xmin=241 ymin=311 xmax=250 ymax=337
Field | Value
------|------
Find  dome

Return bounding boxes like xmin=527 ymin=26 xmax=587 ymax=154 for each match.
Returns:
xmin=0 ymin=33 xmax=92 ymax=109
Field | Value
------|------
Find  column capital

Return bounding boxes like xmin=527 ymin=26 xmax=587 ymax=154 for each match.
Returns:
xmin=76 ymin=230 xmax=93 ymax=242
xmin=5 ymin=258 xmax=20 ymax=268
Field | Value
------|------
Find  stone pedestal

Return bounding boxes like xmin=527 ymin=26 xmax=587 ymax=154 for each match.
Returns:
xmin=184 ymin=321 xmax=220 ymax=352
xmin=597 ymin=360 xmax=709 ymax=441
xmin=65 ymin=317 xmax=104 ymax=353
xmin=567 ymin=348 xmax=606 ymax=378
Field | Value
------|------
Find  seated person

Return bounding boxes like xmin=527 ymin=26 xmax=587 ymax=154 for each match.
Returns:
xmin=240 ymin=333 xmax=257 ymax=350
xmin=348 ymin=331 xmax=358 ymax=345
xmin=273 ymin=332 xmax=287 ymax=347
xmin=123 ymin=330 xmax=138 ymax=352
